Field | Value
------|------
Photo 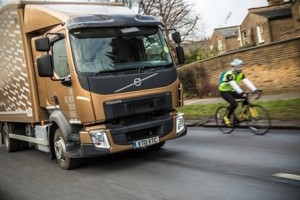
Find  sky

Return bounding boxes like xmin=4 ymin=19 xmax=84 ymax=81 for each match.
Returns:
xmin=0 ymin=0 xmax=268 ymax=37
xmin=186 ymin=0 xmax=268 ymax=36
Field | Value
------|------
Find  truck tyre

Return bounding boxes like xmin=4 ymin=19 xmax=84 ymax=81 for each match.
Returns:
xmin=2 ymin=123 xmax=19 ymax=152
xmin=54 ymin=129 xmax=80 ymax=170
xmin=146 ymin=141 xmax=165 ymax=150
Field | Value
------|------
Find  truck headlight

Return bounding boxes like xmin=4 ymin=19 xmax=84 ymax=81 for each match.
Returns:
xmin=176 ymin=112 xmax=186 ymax=134
xmin=89 ymin=130 xmax=110 ymax=149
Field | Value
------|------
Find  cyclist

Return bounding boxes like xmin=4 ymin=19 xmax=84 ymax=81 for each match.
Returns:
xmin=219 ymin=58 xmax=258 ymax=126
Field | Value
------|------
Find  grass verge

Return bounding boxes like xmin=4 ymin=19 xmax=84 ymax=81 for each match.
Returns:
xmin=177 ymin=98 xmax=300 ymax=121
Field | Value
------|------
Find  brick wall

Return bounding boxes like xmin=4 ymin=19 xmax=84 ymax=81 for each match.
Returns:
xmin=178 ymin=37 xmax=300 ymax=96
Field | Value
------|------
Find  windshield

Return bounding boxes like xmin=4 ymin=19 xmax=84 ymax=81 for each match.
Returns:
xmin=69 ymin=27 xmax=173 ymax=75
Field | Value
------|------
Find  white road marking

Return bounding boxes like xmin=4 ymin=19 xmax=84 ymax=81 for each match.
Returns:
xmin=273 ymin=173 xmax=300 ymax=181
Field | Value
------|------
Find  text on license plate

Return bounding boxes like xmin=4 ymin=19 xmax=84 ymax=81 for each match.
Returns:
xmin=133 ymin=136 xmax=159 ymax=149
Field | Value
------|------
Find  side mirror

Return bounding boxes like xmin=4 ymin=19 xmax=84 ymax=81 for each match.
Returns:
xmin=37 ymin=55 xmax=53 ymax=77
xmin=176 ymin=46 xmax=185 ymax=64
xmin=35 ymin=37 xmax=50 ymax=52
xmin=172 ymin=31 xmax=182 ymax=44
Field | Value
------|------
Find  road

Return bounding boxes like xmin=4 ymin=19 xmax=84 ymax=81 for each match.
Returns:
xmin=0 ymin=128 xmax=300 ymax=200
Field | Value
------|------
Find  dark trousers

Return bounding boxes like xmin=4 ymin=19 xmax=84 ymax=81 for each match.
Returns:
xmin=220 ymin=91 xmax=245 ymax=118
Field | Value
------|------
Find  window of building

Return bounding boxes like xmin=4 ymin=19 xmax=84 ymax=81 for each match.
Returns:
xmin=242 ymin=31 xmax=247 ymax=39
xmin=217 ymin=39 xmax=223 ymax=53
xmin=256 ymin=25 xmax=264 ymax=44
xmin=241 ymin=30 xmax=248 ymax=45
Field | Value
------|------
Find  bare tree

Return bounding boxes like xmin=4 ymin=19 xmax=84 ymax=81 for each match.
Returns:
xmin=137 ymin=0 xmax=157 ymax=15
xmin=123 ymin=0 xmax=202 ymax=43
xmin=122 ymin=0 xmax=138 ymax=9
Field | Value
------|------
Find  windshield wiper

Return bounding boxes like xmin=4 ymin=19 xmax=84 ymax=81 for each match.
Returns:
xmin=92 ymin=63 xmax=172 ymax=76
xmin=138 ymin=63 xmax=153 ymax=73
xmin=93 ymin=67 xmax=139 ymax=76
xmin=139 ymin=64 xmax=173 ymax=73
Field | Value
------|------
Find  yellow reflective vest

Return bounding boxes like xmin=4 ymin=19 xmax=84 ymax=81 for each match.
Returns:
xmin=219 ymin=71 xmax=245 ymax=92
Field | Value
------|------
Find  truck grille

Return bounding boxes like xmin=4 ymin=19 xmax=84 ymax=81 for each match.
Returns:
xmin=104 ymin=93 xmax=172 ymax=120
xmin=110 ymin=116 xmax=174 ymax=145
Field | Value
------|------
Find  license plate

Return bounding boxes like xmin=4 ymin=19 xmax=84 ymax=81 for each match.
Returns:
xmin=133 ymin=136 xmax=159 ymax=149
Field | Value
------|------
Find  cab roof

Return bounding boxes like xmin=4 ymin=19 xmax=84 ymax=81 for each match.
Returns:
xmin=1 ymin=1 xmax=163 ymax=33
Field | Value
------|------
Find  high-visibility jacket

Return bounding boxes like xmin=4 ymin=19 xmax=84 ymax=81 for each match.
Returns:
xmin=219 ymin=71 xmax=245 ymax=92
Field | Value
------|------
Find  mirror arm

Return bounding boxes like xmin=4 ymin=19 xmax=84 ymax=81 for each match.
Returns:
xmin=50 ymin=77 xmax=64 ymax=81
xmin=46 ymin=33 xmax=65 ymax=45
xmin=50 ymin=76 xmax=72 ymax=86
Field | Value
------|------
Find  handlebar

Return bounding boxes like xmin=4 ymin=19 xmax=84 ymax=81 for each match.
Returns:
xmin=247 ymin=90 xmax=262 ymax=100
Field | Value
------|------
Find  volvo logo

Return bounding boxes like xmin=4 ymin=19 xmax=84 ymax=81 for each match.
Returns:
xmin=114 ymin=73 xmax=159 ymax=93
xmin=105 ymin=100 xmax=122 ymax=105
xmin=134 ymin=78 xmax=142 ymax=87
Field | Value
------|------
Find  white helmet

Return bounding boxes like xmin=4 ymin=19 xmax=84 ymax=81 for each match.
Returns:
xmin=231 ymin=58 xmax=244 ymax=68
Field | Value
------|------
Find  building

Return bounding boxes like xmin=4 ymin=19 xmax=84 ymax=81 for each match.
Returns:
xmin=209 ymin=26 xmax=239 ymax=55
xmin=209 ymin=0 xmax=300 ymax=54
xmin=281 ymin=0 xmax=300 ymax=39
xmin=240 ymin=0 xmax=294 ymax=47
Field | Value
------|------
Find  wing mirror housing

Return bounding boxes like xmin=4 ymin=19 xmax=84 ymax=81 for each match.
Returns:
xmin=170 ymin=31 xmax=185 ymax=64
xmin=37 ymin=55 xmax=54 ymax=77
xmin=35 ymin=37 xmax=50 ymax=52
xmin=176 ymin=46 xmax=185 ymax=64
xmin=172 ymin=31 xmax=182 ymax=44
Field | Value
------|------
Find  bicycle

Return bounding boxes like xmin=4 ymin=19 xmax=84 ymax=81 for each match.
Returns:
xmin=215 ymin=90 xmax=271 ymax=135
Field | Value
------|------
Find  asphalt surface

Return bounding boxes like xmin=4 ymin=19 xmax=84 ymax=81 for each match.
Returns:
xmin=1 ymin=128 xmax=300 ymax=200
xmin=184 ymin=91 xmax=300 ymax=130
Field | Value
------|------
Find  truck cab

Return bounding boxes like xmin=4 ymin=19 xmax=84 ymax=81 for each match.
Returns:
xmin=0 ymin=1 xmax=186 ymax=169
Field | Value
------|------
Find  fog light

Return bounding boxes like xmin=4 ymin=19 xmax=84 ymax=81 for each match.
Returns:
xmin=90 ymin=130 xmax=110 ymax=149
xmin=176 ymin=112 xmax=186 ymax=134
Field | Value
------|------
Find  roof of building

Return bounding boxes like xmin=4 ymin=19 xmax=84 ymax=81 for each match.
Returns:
xmin=254 ymin=7 xmax=292 ymax=20
xmin=213 ymin=26 xmax=239 ymax=38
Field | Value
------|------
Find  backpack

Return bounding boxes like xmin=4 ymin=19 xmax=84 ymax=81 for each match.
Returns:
xmin=218 ymin=70 xmax=227 ymax=85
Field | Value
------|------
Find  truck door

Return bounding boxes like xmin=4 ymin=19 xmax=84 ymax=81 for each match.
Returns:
xmin=48 ymin=35 xmax=78 ymax=120
xmin=34 ymin=33 xmax=78 ymax=121
xmin=53 ymin=37 xmax=76 ymax=116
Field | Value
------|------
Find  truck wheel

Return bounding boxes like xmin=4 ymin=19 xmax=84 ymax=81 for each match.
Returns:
xmin=54 ymin=129 xmax=80 ymax=170
xmin=146 ymin=141 xmax=165 ymax=150
xmin=2 ymin=123 xmax=19 ymax=152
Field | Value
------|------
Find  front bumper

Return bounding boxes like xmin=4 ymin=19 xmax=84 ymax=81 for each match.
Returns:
xmin=177 ymin=125 xmax=187 ymax=138
xmin=68 ymin=113 xmax=187 ymax=158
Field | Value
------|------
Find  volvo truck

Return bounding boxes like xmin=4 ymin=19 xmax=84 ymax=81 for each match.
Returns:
xmin=0 ymin=0 xmax=187 ymax=169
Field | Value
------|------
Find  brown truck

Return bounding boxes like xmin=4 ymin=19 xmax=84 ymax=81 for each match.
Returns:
xmin=0 ymin=0 xmax=186 ymax=169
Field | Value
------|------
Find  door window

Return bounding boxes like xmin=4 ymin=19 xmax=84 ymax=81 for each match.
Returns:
xmin=52 ymin=39 xmax=70 ymax=78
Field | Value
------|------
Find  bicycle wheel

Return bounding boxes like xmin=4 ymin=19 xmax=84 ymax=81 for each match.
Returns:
xmin=215 ymin=106 xmax=235 ymax=134
xmin=246 ymin=104 xmax=271 ymax=135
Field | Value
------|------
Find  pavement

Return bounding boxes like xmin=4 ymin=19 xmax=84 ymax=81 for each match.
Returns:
xmin=184 ymin=91 xmax=300 ymax=130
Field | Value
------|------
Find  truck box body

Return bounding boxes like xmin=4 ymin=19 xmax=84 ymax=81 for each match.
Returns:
xmin=0 ymin=5 xmax=35 ymax=122
xmin=0 ymin=0 xmax=186 ymax=169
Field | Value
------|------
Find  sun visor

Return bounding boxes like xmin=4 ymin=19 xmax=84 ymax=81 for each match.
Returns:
xmin=24 ymin=5 xmax=63 ymax=33
xmin=67 ymin=14 xmax=164 ymax=30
